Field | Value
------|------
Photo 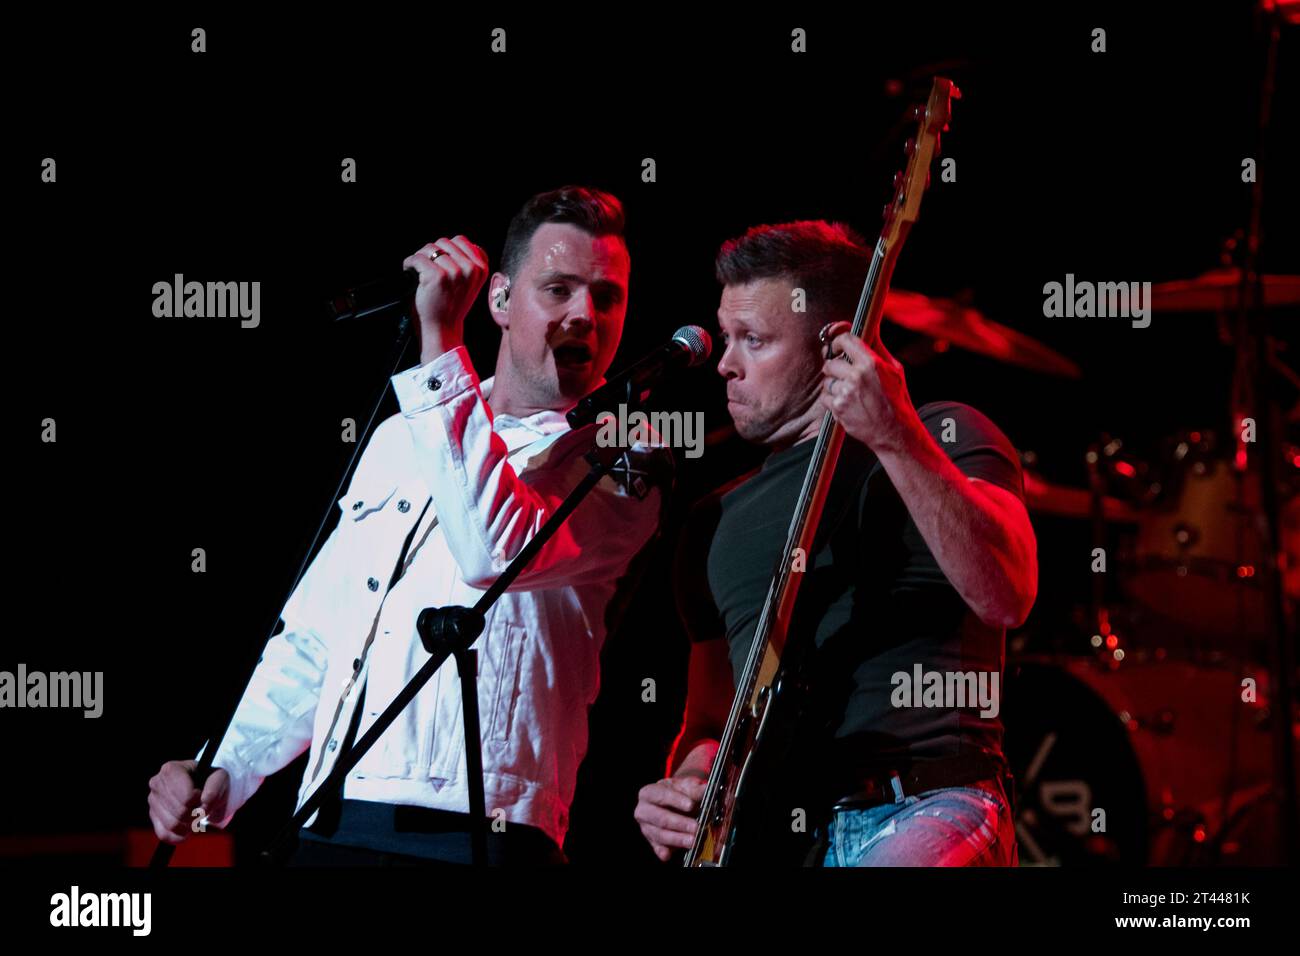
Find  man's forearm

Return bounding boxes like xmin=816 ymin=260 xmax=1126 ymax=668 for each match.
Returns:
xmin=873 ymin=413 xmax=1035 ymax=628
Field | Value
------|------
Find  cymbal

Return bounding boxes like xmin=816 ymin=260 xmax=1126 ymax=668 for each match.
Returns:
xmin=884 ymin=289 xmax=1082 ymax=378
xmin=1150 ymin=268 xmax=1300 ymax=312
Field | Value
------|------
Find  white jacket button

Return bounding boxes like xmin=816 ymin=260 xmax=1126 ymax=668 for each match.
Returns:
xmin=367 ymin=577 xmax=380 ymax=591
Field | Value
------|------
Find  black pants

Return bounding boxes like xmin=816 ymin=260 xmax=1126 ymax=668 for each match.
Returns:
xmin=287 ymin=799 xmax=567 ymax=867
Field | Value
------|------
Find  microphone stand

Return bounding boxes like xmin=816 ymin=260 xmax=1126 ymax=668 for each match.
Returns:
xmin=259 ymin=376 xmax=649 ymax=867
xmin=150 ymin=301 xmax=416 ymax=868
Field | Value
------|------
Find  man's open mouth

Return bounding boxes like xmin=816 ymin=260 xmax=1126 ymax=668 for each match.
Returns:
xmin=553 ymin=342 xmax=594 ymax=367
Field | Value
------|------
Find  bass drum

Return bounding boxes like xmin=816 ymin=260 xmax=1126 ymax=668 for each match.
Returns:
xmin=1003 ymin=656 xmax=1279 ymax=866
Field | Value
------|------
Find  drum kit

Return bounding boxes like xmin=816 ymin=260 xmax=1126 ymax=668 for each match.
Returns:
xmin=882 ymin=265 xmax=1299 ymax=866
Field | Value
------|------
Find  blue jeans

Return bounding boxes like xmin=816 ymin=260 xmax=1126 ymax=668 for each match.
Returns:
xmin=819 ymin=778 xmax=1018 ymax=866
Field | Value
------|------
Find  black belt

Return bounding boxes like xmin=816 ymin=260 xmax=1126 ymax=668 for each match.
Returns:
xmin=829 ymin=749 xmax=1010 ymax=811
xmin=300 ymin=799 xmax=567 ymax=865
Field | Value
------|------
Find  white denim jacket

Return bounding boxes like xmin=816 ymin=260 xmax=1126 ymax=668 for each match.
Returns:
xmin=197 ymin=346 xmax=664 ymax=848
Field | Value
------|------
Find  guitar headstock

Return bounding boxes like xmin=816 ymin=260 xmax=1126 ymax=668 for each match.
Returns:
xmin=880 ymin=77 xmax=960 ymax=252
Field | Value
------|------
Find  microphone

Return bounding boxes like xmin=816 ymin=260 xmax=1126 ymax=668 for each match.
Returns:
xmin=326 ymin=270 xmax=420 ymax=321
xmin=566 ymin=325 xmax=713 ymax=429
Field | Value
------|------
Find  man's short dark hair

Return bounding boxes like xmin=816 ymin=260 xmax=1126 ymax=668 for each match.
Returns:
xmin=501 ymin=185 xmax=627 ymax=279
xmin=714 ymin=220 xmax=871 ymax=323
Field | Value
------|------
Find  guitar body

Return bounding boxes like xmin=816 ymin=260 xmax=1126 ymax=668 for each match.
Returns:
xmin=697 ymin=626 xmax=822 ymax=866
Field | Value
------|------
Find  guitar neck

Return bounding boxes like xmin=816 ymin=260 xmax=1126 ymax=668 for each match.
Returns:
xmin=731 ymin=232 xmax=895 ymax=692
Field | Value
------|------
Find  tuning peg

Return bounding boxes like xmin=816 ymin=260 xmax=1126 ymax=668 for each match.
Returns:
xmin=910 ymin=104 xmax=925 ymax=120
xmin=893 ymin=170 xmax=904 ymax=189
xmin=882 ymin=203 xmax=893 ymax=222
xmin=903 ymin=137 xmax=916 ymax=156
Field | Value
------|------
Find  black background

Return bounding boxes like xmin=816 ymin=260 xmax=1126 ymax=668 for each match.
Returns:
xmin=9 ymin=5 xmax=1297 ymax=867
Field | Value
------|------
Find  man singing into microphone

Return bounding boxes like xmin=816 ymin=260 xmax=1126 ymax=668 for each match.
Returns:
xmin=635 ymin=220 xmax=1036 ymax=866
xmin=148 ymin=185 xmax=668 ymax=865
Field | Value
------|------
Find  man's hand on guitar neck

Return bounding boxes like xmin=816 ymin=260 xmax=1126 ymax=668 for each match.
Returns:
xmin=635 ymin=740 xmax=717 ymax=862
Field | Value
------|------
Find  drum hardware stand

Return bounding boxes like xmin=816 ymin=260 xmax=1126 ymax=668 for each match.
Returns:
xmin=1084 ymin=439 xmax=1125 ymax=664
xmin=1228 ymin=3 xmax=1297 ymax=864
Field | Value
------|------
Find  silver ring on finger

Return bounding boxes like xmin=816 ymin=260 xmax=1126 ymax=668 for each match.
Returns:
xmin=427 ymin=249 xmax=444 ymax=261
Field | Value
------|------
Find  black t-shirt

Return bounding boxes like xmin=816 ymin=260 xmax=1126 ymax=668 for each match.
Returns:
xmin=682 ymin=401 xmax=1025 ymax=790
